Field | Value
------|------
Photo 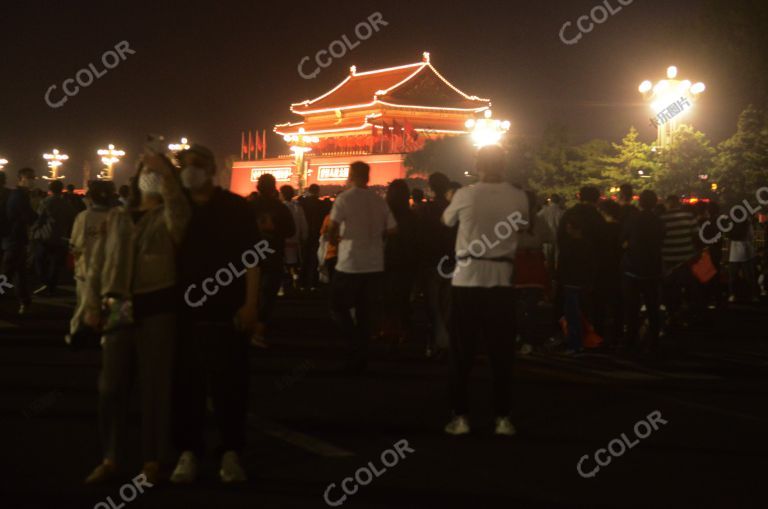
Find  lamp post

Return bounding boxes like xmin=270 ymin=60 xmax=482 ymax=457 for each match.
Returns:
xmin=284 ymin=128 xmax=319 ymax=192
xmin=638 ymin=66 xmax=705 ymax=148
xmin=465 ymin=110 xmax=511 ymax=148
xmin=97 ymin=144 xmax=126 ymax=180
xmin=42 ymin=149 xmax=68 ymax=180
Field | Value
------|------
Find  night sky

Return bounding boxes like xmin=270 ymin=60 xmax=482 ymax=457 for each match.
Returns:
xmin=0 ymin=0 xmax=762 ymax=186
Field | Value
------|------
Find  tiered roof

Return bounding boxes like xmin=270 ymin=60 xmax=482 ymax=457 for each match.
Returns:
xmin=275 ymin=52 xmax=491 ymax=138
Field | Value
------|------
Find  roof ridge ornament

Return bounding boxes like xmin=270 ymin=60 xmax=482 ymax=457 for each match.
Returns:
xmin=422 ymin=51 xmax=430 ymax=63
xmin=350 ymin=65 xmax=357 ymax=75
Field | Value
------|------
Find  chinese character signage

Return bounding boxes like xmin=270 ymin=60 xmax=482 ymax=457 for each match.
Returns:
xmin=317 ymin=165 xmax=350 ymax=181
xmin=250 ymin=167 xmax=292 ymax=182
xmin=650 ymin=96 xmax=692 ymax=128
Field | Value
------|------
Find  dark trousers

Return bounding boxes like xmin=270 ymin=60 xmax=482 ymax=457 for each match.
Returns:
xmin=2 ymin=244 xmax=30 ymax=305
xmin=330 ymin=271 xmax=382 ymax=367
xmin=562 ymin=286 xmax=584 ymax=351
xmin=34 ymin=242 xmax=68 ymax=290
xmin=728 ymin=260 xmax=759 ymax=300
xmin=514 ymin=287 xmax=546 ymax=347
xmin=259 ymin=269 xmax=283 ymax=325
xmin=424 ymin=269 xmax=451 ymax=350
xmin=383 ymin=268 xmax=416 ymax=339
xmin=662 ymin=263 xmax=695 ymax=319
xmin=450 ymin=286 xmax=515 ymax=416
xmin=301 ymin=239 xmax=319 ymax=288
xmin=594 ymin=284 xmax=623 ymax=345
xmin=173 ymin=321 xmax=249 ymax=456
xmin=622 ymin=275 xmax=661 ymax=348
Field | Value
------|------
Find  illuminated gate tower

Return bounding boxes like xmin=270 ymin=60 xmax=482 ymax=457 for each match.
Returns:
xmin=230 ymin=52 xmax=491 ymax=194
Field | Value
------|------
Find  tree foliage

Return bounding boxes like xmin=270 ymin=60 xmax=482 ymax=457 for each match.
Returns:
xmin=712 ymin=105 xmax=768 ymax=203
xmin=404 ymin=136 xmax=475 ymax=181
xmin=402 ymin=106 xmax=764 ymax=203
xmin=654 ymin=125 xmax=716 ymax=198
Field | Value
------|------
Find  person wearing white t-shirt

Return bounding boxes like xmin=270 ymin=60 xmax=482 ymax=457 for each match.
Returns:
xmin=327 ymin=161 xmax=396 ymax=374
xmin=441 ymin=145 xmax=528 ymax=436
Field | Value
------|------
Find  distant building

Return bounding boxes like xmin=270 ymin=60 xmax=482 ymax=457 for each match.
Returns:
xmin=231 ymin=52 xmax=491 ymax=194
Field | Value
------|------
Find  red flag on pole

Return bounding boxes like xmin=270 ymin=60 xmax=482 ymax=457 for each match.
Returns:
xmin=241 ymin=132 xmax=247 ymax=159
xmin=248 ymin=131 xmax=256 ymax=160
xmin=256 ymin=131 xmax=263 ymax=156
xmin=262 ymin=130 xmax=267 ymax=159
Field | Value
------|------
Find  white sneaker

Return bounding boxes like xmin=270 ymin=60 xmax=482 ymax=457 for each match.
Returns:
xmin=444 ymin=415 xmax=471 ymax=435
xmin=494 ymin=417 xmax=516 ymax=436
xmin=219 ymin=451 xmax=247 ymax=483
xmin=728 ymin=294 xmax=736 ymax=303
xmin=170 ymin=451 xmax=198 ymax=484
xmin=518 ymin=343 xmax=533 ymax=356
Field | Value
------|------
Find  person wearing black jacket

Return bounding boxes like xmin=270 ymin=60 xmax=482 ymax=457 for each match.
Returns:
xmin=2 ymin=167 xmax=38 ymax=314
xmin=556 ymin=186 xmax=606 ymax=352
xmin=32 ymin=179 xmax=76 ymax=296
xmin=621 ymin=190 xmax=664 ymax=354
xmin=171 ymin=144 xmax=262 ymax=484
xmin=250 ymin=174 xmax=295 ymax=341
xmin=417 ymin=172 xmax=456 ymax=358
xmin=383 ymin=179 xmax=420 ymax=344
xmin=299 ymin=184 xmax=326 ymax=290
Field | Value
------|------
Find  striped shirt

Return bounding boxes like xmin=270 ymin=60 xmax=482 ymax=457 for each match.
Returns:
xmin=660 ymin=209 xmax=697 ymax=265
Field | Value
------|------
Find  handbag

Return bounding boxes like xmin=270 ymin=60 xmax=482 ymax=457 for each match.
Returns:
xmin=690 ymin=249 xmax=717 ymax=284
xmin=559 ymin=314 xmax=604 ymax=349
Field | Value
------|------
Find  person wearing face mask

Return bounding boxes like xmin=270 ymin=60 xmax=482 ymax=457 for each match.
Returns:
xmin=2 ymin=167 xmax=38 ymax=314
xmin=82 ymin=150 xmax=190 ymax=485
xmin=169 ymin=144 xmax=262 ymax=484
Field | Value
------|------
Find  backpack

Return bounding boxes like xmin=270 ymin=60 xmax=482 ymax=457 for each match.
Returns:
xmin=30 ymin=206 xmax=56 ymax=244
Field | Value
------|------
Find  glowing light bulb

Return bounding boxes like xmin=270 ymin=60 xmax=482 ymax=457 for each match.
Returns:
xmin=666 ymin=66 xmax=678 ymax=79
xmin=690 ymin=82 xmax=706 ymax=94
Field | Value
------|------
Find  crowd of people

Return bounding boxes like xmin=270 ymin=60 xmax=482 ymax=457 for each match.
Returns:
xmin=0 ymin=142 xmax=766 ymax=482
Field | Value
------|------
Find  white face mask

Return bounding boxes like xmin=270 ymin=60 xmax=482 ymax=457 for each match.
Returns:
xmin=181 ymin=165 xmax=210 ymax=190
xmin=138 ymin=171 xmax=163 ymax=195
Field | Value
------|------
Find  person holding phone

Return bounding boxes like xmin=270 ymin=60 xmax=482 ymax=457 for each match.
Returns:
xmin=83 ymin=147 xmax=190 ymax=485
